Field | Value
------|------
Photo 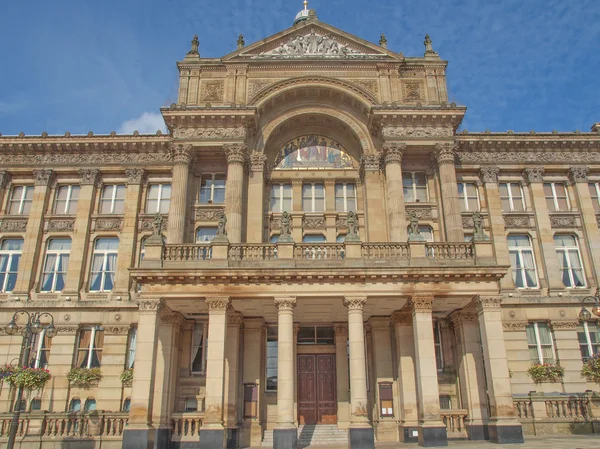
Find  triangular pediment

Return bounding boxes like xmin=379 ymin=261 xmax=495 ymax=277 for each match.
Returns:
xmin=223 ymin=20 xmax=403 ymax=61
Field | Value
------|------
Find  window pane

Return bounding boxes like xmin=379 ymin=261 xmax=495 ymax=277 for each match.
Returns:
xmin=197 ymin=228 xmax=218 ymax=242
xmin=2 ymin=239 xmax=24 ymax=250
xmin=95 ymin=238 xmax=119 ymax=250
xmin=499 ymin=183 xmax=509 ymax=197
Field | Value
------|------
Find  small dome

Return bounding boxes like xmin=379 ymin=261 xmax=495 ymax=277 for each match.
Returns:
xmin=294 ymin=8 xmax=310 ymax=25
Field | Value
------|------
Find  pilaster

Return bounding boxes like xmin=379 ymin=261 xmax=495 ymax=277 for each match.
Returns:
xmin=247 ymin=152 xmax=268 ymax=243
xmin=240 ymin=318 xmax=265 ymax=447
xmin=434 ymin=144 xmax=463 ymax=242
xmin=550 ymin=320 xmax=586 ymax=391
xmin=224 ymin=310 xmax=243 ymax=443
xmin=0 ymin=171 xmax=11 ymax=215
xmin=360 ymin=154 xmax=387 ymax=242
xmin=382 ymin=143 xmax=407 ymax=242
xmin=334 ymin=323 xmax=350 ymax=429
xmin=167 ymin=144 xmax=192 ymax=244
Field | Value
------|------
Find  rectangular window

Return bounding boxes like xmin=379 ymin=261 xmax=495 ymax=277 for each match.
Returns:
xmin=526 ymin=322 xmax=555 ymax=364
xmin=31 ymin=329 xmax=52 ymax=369
xmin=8 ymin=186 xmax=34 ymax=215
xmin=589 ymin=183 xmax=600 ymax=212
xmin=100 ymin=185 xmax=126 ymax=214
xmin=0 ymin=239 xmax=23 ymax=293
xmin=297 ymin=326 xmax=335 ymax=345
xmin=434 ymin=321 xmax=444 ymax=371
xmin=266 ymin=326 xmax=278 ymax=391
xmin=191 ymin=322 xmax=207 ymax=373
xmin=41 ymin=238 xmax=71 ymax=293
xmin=146 ymin=184 xmax=171 ymax=214
xmin=243 ymin=384 xmax=258 ymax=419
xmin=544 ymin=182 xmax=569 ymax=212
xmin=457 ymin=183 xmax=480 ymax=211
xmin=403 ymin=172 xmax=428 ymax=202
xmin=379 ymin=382 xmax=394 ymax=418
xmin=126 ymin=327 xmax=137 ymax=369
xmin=302 ymin=183 xmax=325 ymax=212
xmin=75 ymin=327 xmax=104 ymax=368
xmin=199 ymin=174 xmax=226 ymax=204
xmin=89 ymin=238 xmax=119 ymax=292
xmin=499 ymin=182 xmax=525 ymax=212
xmin=270 ymin=183 xmax=293 ymax=213
xmin=578 ymin=322 xmax=600 ymax=361
xmin=335 ymin=183 xmax=356 ymax=212
xmin=54 ymin=185 xmax=80 ymax=215
xmin=507 ymin=235 xmax=539 ymax=288
xmin=554 ymin=234 xmax=586 ymax=288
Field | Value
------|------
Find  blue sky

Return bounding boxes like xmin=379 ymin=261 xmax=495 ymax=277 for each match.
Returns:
xmin=0 ymin=0 xmax=598 ymax=135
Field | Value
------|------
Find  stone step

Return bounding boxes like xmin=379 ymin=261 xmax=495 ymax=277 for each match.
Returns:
xmin=262 ymin=425 xmax=348 ymax=447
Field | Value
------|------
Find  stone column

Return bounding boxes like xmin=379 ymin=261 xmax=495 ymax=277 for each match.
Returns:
xmin=167 ymin=144 xmax=192 ymax=244
xmin=479 ymin=167 xmax=512 ymax=289
xmin=12 ymin=170 xmax=54 ymax=298
xmin=523 ymin=168 xmax=563 ymax=292
xmin=240 ymin=318 xmax=265 ymax=447
xmin=435 ymin=143 xmax=463 ymax=242
xmin=0 ymin=171 xmax=11 ymax=215
xmin=123 ymin=299 xmax=163 ymax=449
xmin=63 ymin=169 xmax=99 ymax=299
xmin=382 ymin=143 xmax=407 ymax=242
xmin=114 ymin=169 xmax=145 ymax=296
xmin=273 ymin=297 xmax=297 ymax=449
xmin=200 ymin=297 xmax=230 ymax=449
xmin=411 ymin=296 xmax=447 ymax=446
xmin=392 ymin=310 xmax=419 ymax=442
xmin=334 ymin=324 xmax=350 ymax=429
xmin=475 ymin=296 xmax=523 ymax=443
xmin=569 ymin=167 xmax=600 ymax=285
xmin=247 ymin=152 xmax=268 ymax=243
xmin=224 ymin=144 xmax=247 ymax=243
xmin=343 ymin=296 xmax=375 ymax=449
xmin=224 ymin=311 xmax=243 ymax=444
xmin=450 ymin=311 xmax=488 ymax=440
xmin=360 ymin=154 xmax=387 ymax=242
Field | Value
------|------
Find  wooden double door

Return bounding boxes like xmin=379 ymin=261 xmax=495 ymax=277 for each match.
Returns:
xmin=298 ymin=354 xmax=337 ymax=425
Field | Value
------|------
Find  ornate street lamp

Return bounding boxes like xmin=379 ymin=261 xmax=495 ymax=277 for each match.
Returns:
xmin=578 ymin=288 xmax=600 ymax=321
xmin=4 ymin=310 xmax=56 ymax=449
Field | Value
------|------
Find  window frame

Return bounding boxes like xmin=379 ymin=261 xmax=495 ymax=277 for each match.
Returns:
xmin=0 ymin=239 xmax=23 ymax=293
xmin=499 ymin=182 xmax=525 ymax=212
xmin=32 ymin=328 xmax=51 ymax=369
xmin=302 ymin=183 xmax=325 ymax=213
xmin=578 ymin=321 xmax=600 ymax=362
xmin=75 ymin=326 xmax=104 ymax=369
xmin=99 ymin=184 xmax=126 ymax=214
xmin=41 ymin=238 xmax=71 ymax=293
xmin=434 ymin=320 xmax=444 ymax=372
xmin=8 ymin=185 xmax=34 ymax=215
xmin=146 ymin=183 xmax=171 ymax=214
xmin=89 ymin=238 xmax=119 ymax=292
xmin=126 ymin=327 xmax=137 ymax=369
xmin=266 ymin=325 xmax=278 ymax=392
xmin=199 ymin=173 xmax=226 ymax=205
xmin=589 ymin=182 xmax=600 ymax=212
xmin=544 ymin=182 xmax=570 ymax=212
xmin=554 ymin=234 xmax=586 ymax=288
xmin=507 ymin=235 xmax=539 ymax=289
xmin=457 ymin=182 xmax=480 ymax=212
xmin=190 ymin=321 xmax=208 ymax=374
xmin=526 ymin=322 xmax=556 ymax=365
xmin=270 ymin=183 xmax=293 ymax=213
xmin=334 ymin=182 xmax=357 ymax=212
xmin=54 ymin=185 xmax=80 ymax=215
xmin=402 ymin=171 xmax=429 ymax=203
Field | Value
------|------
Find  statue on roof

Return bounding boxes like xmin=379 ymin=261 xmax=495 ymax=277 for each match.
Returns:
xmin=379 ymin=33 xmax=387 ymax=48
xmin=424 ymin=34 xmax=437 ymax=56
xmin=188 ymin=35 xmax=200 ymax=55
xmin=237 ymin=34 xmax=245 ymax=49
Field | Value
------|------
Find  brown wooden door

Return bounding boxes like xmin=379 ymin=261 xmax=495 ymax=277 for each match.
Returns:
xmin=298 ymin=354 xmax=337 ymax=425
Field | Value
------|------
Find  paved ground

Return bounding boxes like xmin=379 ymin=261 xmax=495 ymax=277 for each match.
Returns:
xmin=254 ymin=435 xmax=600 ymax=449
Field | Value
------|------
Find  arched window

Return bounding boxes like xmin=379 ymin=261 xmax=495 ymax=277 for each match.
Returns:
xmin=90 ymin=238 xmax=119 ymax=292
xmin=122 ymin=398 xmax=131 ymax=412
xmin=41 ymin=238 xmax=71 ymax=292
xmin=30 ymin=398 xmax=42 ymax=411
xmin=507 ymin=235 xmax=539 ymax=288
xmin=554 ymin=234 xmax=585 ymax=288
xmin=0 ymin=238 xmax=24 ymax=293
xmin=69 ymin=398 xmax=81 ymax=412
xmin=84 ymin=398 xmax=96 ymax=412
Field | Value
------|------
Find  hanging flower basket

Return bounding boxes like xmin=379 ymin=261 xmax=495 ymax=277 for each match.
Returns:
xmin=67 ymin=367 xmax=103 ymax=388
xmin=581 ymin=354 xmax=600 ymax=384
xmin=120 ymin=368 xmax=134 ymax=387
xmin=5 ymin=366 xmax=51 ymax=391
xmin=527 ymin=363 xmax=564 ymax=384
xmin=0 ymin=364 xmax=15 ymax=382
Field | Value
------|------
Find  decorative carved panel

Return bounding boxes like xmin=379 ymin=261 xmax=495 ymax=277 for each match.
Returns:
xmin=172 ymin=127 xmax=246 ymax=139
xmin=504 ymin=215 xmax=532 ymax=229
xmin=402 ymin=81 xmax=425 ymax=101
xmin=139 ymin=215 xmax=168 ymax=232
xmin=353 ymin=80 xmax=378 ymax=96
xmin=0 ymin=219 xmax=28 ymax=232
xmin=550 ymin=214 xmax=577 ymax=228
xmin=405 ymin=208 xmax=432 ymax=220
xmin=197 ymin=208 xmax=225 ymax=221
xmin=303 ymin=216 xmax=325 ymax=229
xmin=95 ymin=218 xmax=123 ymax=231
xmin=200 ymin=80 xmax=224 ymax=102
xmin=47 ymin=219 xmax=75 ymax=232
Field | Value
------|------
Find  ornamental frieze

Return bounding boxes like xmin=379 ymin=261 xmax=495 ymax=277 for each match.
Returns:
xmin=95 ymin=218 xmax=123 ymax=231
xmin=405 ymin=208 xmax=432 ymax=220
xmin=352 ymin=80 xmax=378 ymax=96
xmin=103 ymin=325 xmax=132 ymax=335
xmin=457 ymin=152 xmax=600 ymax=165
xmin=303 ymin=217 xmax=325 ymax=229
xmin=549 ymin=214 xmax=578 ymax=228
xmin=0 ymin=219 xmax=28 ymax=232
xmin=197 ymin=208 xmax=225 ymax=221
xmin=0 ymin=152 xmax=173 ymax=166
xmin=462 ymin=216 xmax=474 ymax=228
xmin=502 ymin=322 xmax=527 ymax=331
xmin=504 ymin=215 xmax=532 ymax=229
xmin=549 ymin=320 xmax=579 ymax=330
xmin=247 ymin=79 xmax=280 ymax=99
xmin=47 ymin=219 xmax=75 ymax=232
xmin=140 ymin=215 xmax=168 ymax=232
xmin=172 ymin=126 xmax=246 ymax=140
xmin=382 ymin=126 xmax=453 ymax=139
xmin=335 ymin=217 xmax=347 ymax=229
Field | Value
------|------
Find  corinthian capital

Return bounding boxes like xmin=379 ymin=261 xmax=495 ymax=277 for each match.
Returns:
xmin=0 ymin=171 xmax=11 ymax=189
xmin=359 ymin=154 xmax=380 ymax=172
xmin=382 ymin=143 xmax=406 ymax=165
xmin=479 ymin=166 xmax=499 ymax=184
xmin=79 ymin=169 xmax=100 ymax=185
xmin=33 ymin=169 xmax=55 ymax=187
xmin=473 ymin=295 xmax=502 ymax=313
xmin=409 ymin=296 xmax=434 ymax=313
xmin=343 ymin=296 xmax=367 ymax=311
xmin=170 ymin=144 xmax=193 ymax=165
xmin=223 ymin=144 xmax=248 ymax=165
xmin=434 ymin=143 xmax=457 ymax=165
xmin=568 ymin=166 xmax=589 ymax=184
xmin=250 ymin=151 xmax=268 ymax=172
xmin=206 ymin=297 xmax=230 ymax=312
xmin=522 ymin=167 xmax=544 ymax=184
xmin=274 ymin=296 xmax=297 ymax=312
xmin=125 ymin=168 xmax=147 ymax=185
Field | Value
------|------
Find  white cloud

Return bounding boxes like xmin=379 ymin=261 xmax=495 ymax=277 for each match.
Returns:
xmin=119 ymin=112 xmax=167 ymax=134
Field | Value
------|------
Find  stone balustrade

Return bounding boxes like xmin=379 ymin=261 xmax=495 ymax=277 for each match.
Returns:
xmin=293 ymin=243 xmax=346 ymax=260
xmin=440 ymin=409 xmax=468 ymax=439
xmin=172 ymin=412 xmax=204 ymax=441
xmin=229 ymin=244 xmax=278 ymax=261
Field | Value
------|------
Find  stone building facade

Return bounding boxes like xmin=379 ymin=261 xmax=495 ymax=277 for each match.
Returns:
xmin=1 ymin=5 xmax=600 ymax=449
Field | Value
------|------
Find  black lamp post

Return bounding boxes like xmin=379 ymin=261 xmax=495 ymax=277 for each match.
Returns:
xmin=4 ymin=311 xmax=56 ymax=449
xmin=578 ymin=288 xmax=600 ymax=321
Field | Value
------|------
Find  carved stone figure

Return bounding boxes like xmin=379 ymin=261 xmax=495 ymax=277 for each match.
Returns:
xmin=424 ymin=34 xmax=437 ymax=55
xmin=472 ymin=212 xmax=490 ymax=241
xmin=188 ymin=35 xmax=199 ymax=55
xmin=152 ymin=213 xmax=163 ymax=237
xmin=279 ymin=211 xmax=294 ymax=243
xmin=237 ymin=34 xmax=245 ymax=49
xmin=257 ymin=31 xmax=365 ymax=59
xmin=407 ymin=210 xmax=424 ymax=241
xmin=346 ymin=211 xmax=360 ymax=242
xmin=379 ymin=33 xmax=387 ymax=48
xmin=217 ymin=211 xmax=227 ymax=236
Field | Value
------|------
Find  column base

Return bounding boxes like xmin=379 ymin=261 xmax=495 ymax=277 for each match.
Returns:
xmin=349 ymin=427 xmax=375 ymax=449
xmin=488 ymin=421 xmax=524 ymax=444
xmin=466 ymin=423 xmax=488 ymax=440
xmin=239 ymin=422 xmax=263 ymax=447
xmin=417 ymin=425 xmax=448 ymax=447
xmin=199 ymin=428 xmax=227 ymax=449
xmin=122 ymin=427 xmax=171 ymax=449
xmin=400 ymin=424 xmax=419 ymax=443
xmin=273 ymin=428 xmax=297 ymax=449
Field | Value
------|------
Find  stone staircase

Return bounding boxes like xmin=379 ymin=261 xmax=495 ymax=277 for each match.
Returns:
xmin=262 ymin=425 xmax=348 ymax=447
